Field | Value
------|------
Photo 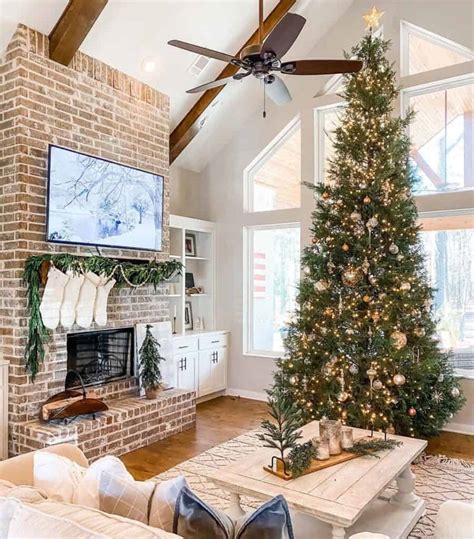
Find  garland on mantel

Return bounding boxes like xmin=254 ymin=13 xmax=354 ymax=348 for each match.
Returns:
xmin=23 ymin=253 xmax=182 ymax=381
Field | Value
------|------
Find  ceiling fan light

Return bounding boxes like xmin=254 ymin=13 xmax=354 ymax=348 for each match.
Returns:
xmin=141 ymin=57 xmax=157 ymax=73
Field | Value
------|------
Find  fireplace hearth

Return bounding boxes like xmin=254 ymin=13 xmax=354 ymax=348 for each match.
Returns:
xmin=67 ymin=327 xmax=134 ymax=387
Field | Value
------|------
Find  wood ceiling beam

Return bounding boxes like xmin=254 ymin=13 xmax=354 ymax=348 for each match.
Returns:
xmin=49 ymin=0 xmax=108 ymax=66
xmin=170 ymin=0 xmax=297 ymax=164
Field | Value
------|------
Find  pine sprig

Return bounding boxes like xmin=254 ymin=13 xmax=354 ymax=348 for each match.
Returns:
xmin=23 ymin=254 xmax=181 ymax=380
xmin=258 ymin=387 xmax=303 ymax=462
xmin=288 ymin=441 xmax=318 ymax=478
xmin=346 ymin=438 xmax=402 ymax=457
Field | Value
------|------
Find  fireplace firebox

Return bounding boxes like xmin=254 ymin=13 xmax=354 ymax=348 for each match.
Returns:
xmin=67 ymin=327 xmax=134 ymax=387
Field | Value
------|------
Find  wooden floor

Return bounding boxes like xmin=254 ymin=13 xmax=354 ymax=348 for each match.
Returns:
xmin=121 ymin=396 xmax=474 ymax=480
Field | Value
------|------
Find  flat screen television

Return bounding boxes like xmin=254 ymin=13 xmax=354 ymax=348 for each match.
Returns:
xmin=46 ymin=145 xmax=164 ymax=251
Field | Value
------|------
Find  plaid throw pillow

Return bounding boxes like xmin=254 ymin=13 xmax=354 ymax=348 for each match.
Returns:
xmin=99 ymin=471 xmax=155 ymax=524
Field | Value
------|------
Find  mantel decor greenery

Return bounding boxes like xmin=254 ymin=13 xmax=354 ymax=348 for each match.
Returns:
xmin=24 ymin=253 xmax=181 ymax=380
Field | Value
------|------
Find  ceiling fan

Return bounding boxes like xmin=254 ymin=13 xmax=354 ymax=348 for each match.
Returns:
xmin=168 ymin=0 xmax=363 ymax=112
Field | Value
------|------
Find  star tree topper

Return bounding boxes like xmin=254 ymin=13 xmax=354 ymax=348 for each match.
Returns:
xmin=363 ymin=6 xmax=385 ymax=30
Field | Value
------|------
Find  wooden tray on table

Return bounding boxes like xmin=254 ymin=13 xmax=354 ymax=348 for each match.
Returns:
xmin=263 ymin=437 xmax=373 ymax=480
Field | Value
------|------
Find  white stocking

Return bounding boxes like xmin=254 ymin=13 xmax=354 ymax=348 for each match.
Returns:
xmin=94 ymin=277 xmax=116 ymax=327
xmin=39 ymin=267 xmax=70 ymax=330
xmin=60 ymin=271 xmax=85 ymax=329
xmin=75 ymin=272 xmax=101 ymax=328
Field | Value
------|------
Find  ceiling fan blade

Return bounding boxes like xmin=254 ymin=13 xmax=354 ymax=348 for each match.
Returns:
xmin=186 ymin=75 xmax=240 ymax=94
xmin=265 ymin=75 xmax=292 ymax=106
xmin=261 ymin=13 xmax=306 ymax=58
xmin=168 ymin=39 xmax=239 ymax=64
xmin=281 ymin=59 xmax=363 ymax=75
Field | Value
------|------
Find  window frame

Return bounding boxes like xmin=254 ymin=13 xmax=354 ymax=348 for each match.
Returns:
xmin=244 ymin=117 xmax=301 ymax=213
xmin=419 ymin=209 xmax=474 ymax=379
xmin=401 ymin=74 xmax=474 ymax=198
xmin=315 ymin=103 xmax=346 ymax=185
xmin=400 ymin=20 xmax=474 ymax=77
xmin=244 ymin=222 xmax=301 ymax=358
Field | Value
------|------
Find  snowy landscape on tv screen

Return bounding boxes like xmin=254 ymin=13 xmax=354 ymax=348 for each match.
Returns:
xmin=47 ymin=146 xmax=163 ymax=251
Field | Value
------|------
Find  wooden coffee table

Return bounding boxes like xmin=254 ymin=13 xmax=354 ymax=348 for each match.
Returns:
xmin=205 ymin=421 xmax=427 ymax=539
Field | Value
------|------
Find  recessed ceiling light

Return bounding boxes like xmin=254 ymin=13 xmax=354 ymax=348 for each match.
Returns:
xmin=141 ymin=58 xmax=157 ymax=73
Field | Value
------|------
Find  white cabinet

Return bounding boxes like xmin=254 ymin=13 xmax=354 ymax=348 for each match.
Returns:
xmin=198 ymin=346 xmax=227 ymax=397
xmin=175 ymin=352 xmax=197 ymax=392
xmin=172 ymin=331 xmax=228 ymax=399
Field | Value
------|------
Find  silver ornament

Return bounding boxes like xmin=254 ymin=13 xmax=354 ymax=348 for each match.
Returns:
xmin=451 ymin=387 xmax=460 ymax=398
xmin=389 ymin=244 xmax=399 ymax=254
xmin=346 ymin=328 xmax=355 ymax=335
xmin=350 ymin=211 xmax=362 ymax=222
xmin=342 ymin=267 xmax=363 ymax=287
xmin=393 ymin=373 xmax=406 ymax=386
xmin=400 ymin=282 xmax=411 ymax=291
xmin=438 ymin=374 xmax=444 ymax=383
xmin=349 ymin=363 xmax=359 ymax=375
xmin=369 ymin=274 xmax=377 ymax=285
xmin=303 ymin=266 xmax=311 ymax=276
xmin=373 ymin=379 xmax=383 ymax=390
xmin=361 ymin=258 xmax=370 ymax=274
xmin=366 ymin=217 xmax=378 ymax=229
xmin=397 ymin=254 xmax=404 ymax=261
xmin=289 ymin=375 xmax=298 ymax=385
xmin=359 ymin=182 xmax=367 ymax=189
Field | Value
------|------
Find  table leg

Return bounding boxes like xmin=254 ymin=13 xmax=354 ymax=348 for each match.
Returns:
xmin=332 ymin=525 xmax=346 ymax=539
xmin=391 ymin=465 xmax=419 ymax=508
xmin=228 ymin=492 xmax=246 ymax=519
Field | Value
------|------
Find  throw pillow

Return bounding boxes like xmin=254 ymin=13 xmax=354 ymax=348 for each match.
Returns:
xmin=149 ymin=476 xmax=189 ymax=532
xmin=173 ymin=487 xmax=294 ymax=539
xmin=33 ymin=451 xmax=133 ymax=507
xmin=99 ymin=470 xmax=156 ymax=524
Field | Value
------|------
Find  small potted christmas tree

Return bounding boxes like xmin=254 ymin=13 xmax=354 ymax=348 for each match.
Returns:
xmin=139 ymin=324 xmax=165 ymax=399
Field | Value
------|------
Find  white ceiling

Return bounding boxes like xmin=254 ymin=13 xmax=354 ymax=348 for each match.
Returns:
xmin=0 ymin=0 xmax=354 ymax=170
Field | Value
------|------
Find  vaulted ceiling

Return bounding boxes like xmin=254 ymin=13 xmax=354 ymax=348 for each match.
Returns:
xmin=0 ymin=0 xmax=354 ymax=170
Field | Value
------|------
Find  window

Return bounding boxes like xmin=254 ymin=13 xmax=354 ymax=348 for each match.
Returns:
xmin=420 ymin=216 xmax=474 ymax=376
xmin=316 ymin=105 xmax=344 ymax=183
xmin=246 ymin=121 xmax=301 ymax=212
xmin=401 ymin=21 xmax=473 ymax=76
xmin=405 ymin=79 xmax=474 ymax=195
xmin=246 ymin=224 xmax=300 ymax=355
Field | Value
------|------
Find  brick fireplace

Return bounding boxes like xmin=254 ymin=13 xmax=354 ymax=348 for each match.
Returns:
xmin=0 ymin=25 xmax=196 ymax=459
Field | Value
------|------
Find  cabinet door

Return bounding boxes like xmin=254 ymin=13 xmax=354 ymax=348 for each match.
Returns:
xmin=175 ymin=353 xmax=197 ymax=392
xmin=198 ymin=347 xmax=227 ymax=397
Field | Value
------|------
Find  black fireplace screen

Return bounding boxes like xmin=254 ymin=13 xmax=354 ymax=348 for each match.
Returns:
xmin=67 ymin=328 xmax=134 ymax=386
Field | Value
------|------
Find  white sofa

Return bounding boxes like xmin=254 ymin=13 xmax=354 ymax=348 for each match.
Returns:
xmin=0 ymin=444 xmax=181 ymax=538
xmin=434 ymin=499 xmax=474 ymax=539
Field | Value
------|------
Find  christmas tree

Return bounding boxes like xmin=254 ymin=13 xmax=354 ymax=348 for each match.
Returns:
xmin=274 ymin=20 xmax=464 ymax=437
xmin=139 ymin=325 xmax=165 ymax=395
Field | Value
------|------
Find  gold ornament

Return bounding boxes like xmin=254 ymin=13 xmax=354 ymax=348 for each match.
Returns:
xmin=314 ymin=279 xmax=329 ymax=292
xmin=363 ymin=6 xmax=385 ymax=30
xmin=322 ymin=191 xmax=330 ymax=199
xmin=289 ymin=375 xmax=298 ymax=385
xmin=371 ymin=311 xmax=380 ymax=321
xmin=362 ymin=258 xmax=370 ymax=274
xmin=363 ymin=295 xmax=371 ymax=303
xmin=349 ymin=363 xmax=359 ymax=375
xmin=393 ymin=373 xmax=406 ymax=386
xmin=346 ymin=328 xmax=355 ymax=335
xmin=342 ymin=243 xmax=350 ymax=252
xmin=408 ymin=407 xmax=417 ymax=417
xmin=303 ymin=266 xmax=311 ymax=275
xmin=337 ymin=391 xmax=349 ymax=402
xmin=366 ymin=217 xmax=378 ymax=229
xmin=363 ymin=196 xmax=372 ymax=204
xmin=367 ymin=366 xmax=377 ymax=380
xmin=414 ymin=327 xmax=425 ymax=337
xmin=400 ymin=282 xmax=411 ymax=291
xmin=324 ymin=307 xmax=335 ymax=317
xmin=350 ymin=211 xmax=362 ymax=222
xmin=390 ymin=330 xmax=407 ymax=350
xmin=373 ymin=379 xmax=383 ymax=390
xmin=342 ymin=267 xmax=363 ymax=287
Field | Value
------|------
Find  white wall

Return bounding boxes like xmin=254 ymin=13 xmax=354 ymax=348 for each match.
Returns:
xmin=171 ymin=0 xmax=474 ymax=431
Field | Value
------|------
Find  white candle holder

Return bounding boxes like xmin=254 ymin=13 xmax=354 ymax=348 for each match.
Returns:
xmin=320 ymin=419 xmax=342 ymax=455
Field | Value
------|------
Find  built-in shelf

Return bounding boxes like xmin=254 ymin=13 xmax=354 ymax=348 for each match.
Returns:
xmin=164 ymin=294 xmax=181 ymax=298
xmin=169 ymin=215 xmax=216 ymax=336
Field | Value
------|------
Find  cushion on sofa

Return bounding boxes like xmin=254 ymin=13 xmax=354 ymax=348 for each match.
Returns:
xmin=149 ymin=476 xmax=189 ymax=532
xmin=99 ymin=470 xmax=155 ymax=524
xmin=34 ymin=451 xmax=132 ymax=507
xmin=6 ymin=498 xmax=181 ymax=539
xmin=7 ymin=502 xmax=106 ymax=539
